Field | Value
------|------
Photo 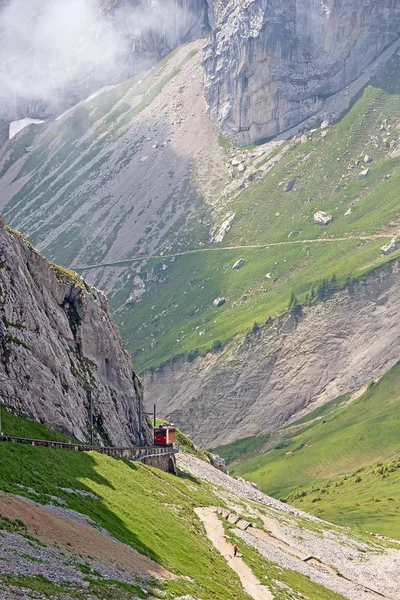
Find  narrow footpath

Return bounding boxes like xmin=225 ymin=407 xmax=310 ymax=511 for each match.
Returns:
xmin=73 ymin=234 xmax=392 ymax=271
xmin=195 ymin=506 xmax=273 ymax=600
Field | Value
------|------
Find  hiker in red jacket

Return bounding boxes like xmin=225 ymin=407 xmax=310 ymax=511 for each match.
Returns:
xmin=233 ymin=543 xmax=238 ymax=557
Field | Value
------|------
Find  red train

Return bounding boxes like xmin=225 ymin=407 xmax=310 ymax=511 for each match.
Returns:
xmin=153 ymin=425 xmax=176 ymax=446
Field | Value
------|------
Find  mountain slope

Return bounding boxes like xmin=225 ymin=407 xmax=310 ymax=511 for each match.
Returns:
xmin=1 ymin=414 xmax=400 ymax=599
xmin=2 ymin=40 xmax=400 ymax=446
xmin=215 ymin=363 xmax=400 ymax=536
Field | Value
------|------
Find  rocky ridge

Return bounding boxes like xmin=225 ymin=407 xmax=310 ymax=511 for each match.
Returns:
xmin=145 ymin=260 xmax=400 ymax=447
xmin=0 ymin=222 xmax=152 ymax=446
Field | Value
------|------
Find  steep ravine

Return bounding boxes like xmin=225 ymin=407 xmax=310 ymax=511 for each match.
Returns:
xmin=0 ymin=222 xmax=152 ymax=446
xmin=145 ymin=261 xmax=400 ymax=447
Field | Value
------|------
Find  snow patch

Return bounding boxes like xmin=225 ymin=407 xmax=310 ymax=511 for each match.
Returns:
xmin=9 ymin=118 xmax=44 ymax=140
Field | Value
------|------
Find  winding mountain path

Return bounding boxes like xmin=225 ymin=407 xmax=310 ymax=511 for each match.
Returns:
xmin=195 ymin=506 xmax=273 ymax=600
xmin=73 ymin=234 xmax=392 ymax=271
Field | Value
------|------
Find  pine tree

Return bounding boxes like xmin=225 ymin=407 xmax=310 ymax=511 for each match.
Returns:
xmin=288 ymin=291 xmax=298 ymax=310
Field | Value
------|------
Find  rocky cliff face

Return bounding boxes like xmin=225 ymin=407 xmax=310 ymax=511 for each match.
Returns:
xmin=145 ymin=261 xmax=400 ymax=447
xmin=0 ymin=223 xmax=152 ymax=446
xmin=204 ymin=0 xmax=400 ymax=143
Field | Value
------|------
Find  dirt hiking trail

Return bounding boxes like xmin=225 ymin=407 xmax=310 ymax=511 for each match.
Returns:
xmin=195 ymin=506 xmax=273 ymax=600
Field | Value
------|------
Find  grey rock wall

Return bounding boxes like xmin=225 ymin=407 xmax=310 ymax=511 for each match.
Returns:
xmin=0 ymin=224 xmax=152 ymax=446
xmin=145 ymin=261 xmax=400 ymax=447
xmin=204 ymin=0 xmax=400 ymax=143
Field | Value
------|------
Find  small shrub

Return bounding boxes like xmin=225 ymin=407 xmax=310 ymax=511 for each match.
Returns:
xmin=186 ymin=349 xmax=200 ymax=363
xmin=274 ymin=439 xmax=292 ymax=450
xmin=211 ymin=339 xmax=223 ymax=353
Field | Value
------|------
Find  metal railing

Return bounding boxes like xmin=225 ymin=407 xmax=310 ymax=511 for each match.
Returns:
xmin=0 ymin=435 xmax=179 ymax=461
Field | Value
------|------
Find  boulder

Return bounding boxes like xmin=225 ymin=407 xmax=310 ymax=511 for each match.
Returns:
xmin=320 ymin=120 xmax=330 ymax=130
xmin=209 ymin=453 xmax=227 ymax=473
xmin=390 ymin=147 xmax=400 ymax=159
xmin=314 ymin=211 xmax=333 ymax=226
xmin=364 ymin=155 xmax=373 ymax=163
xmin=213 ymin=297 xmax=226 ymax=307
xmin=358 ymin=169 xmax=369 ymax=180
xmin=344 ymin=208 xmax=352 ymax=216
xmin=300 ymin=134 xmax=308 ymax=144
xmin=381 ymin=234 xmax=400 ymax=255
xmin=236 ymin=519 xmax=253 ymax=531
xmin=232 ymin=259 xmax=245 ymax=270
xmin=284 ymin=179 xmax=296 ymax=192
xmin=212 ymin=213 xmax=235 ymax=243
xmin=227 ymin=513 xmax=240 ymax=525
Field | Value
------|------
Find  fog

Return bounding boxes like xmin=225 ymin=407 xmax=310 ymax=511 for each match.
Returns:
xmin=0 ymin=0 xmax=203 ymax=112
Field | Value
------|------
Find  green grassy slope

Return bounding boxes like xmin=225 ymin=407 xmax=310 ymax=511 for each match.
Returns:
xmin=101 ymin=54 xmax=400 ymax=371
xmin=0 ymin=408 xmax=77 ymax=442
xmin=0 ymin=415 xmax=249 ymax=599
xmin=0 ymin=414 xmax=349 ymax=599
xmin=2 ymin=49 xmax=400 ymax=371
xmin=288 ymin=456 xmax=400 ymax=539
xmin=215 ymin=363 xmax=400 ymax=537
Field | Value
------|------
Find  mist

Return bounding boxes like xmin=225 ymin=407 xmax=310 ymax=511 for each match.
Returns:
xmin=0 ymin=0 xmax=204 ymax=114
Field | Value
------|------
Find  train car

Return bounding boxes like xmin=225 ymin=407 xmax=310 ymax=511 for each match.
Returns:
xmin=153 ymin=425 xmax=176 ymax=446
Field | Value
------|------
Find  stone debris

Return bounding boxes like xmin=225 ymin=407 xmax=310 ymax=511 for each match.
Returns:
xmin=320 ymin=120 xmax=330 ymax=130
xmin=209 ymin=453 xmax=227 ymax=473
xmin=178 ymin=453 xmax=400 ymax=600
xmin=301 ymin=134 xmax=308 ymax=144
xmin=344 ymin=208 xmax=352 ymax=216
xmin=227 ymin=513 xmax=240 ymax=525
xmin=213 ymin=297 xmax=226 ymax=307
xmin=217 ymin=508 xmax=230 ymax=519
xmin=390 ymin=146 xmax=400 ymax=159
xmin=380 ymin=233 xmax=400 ymax=255
xmin=364 ymin=155 xmax=373 ymax=163
xmin=284 ymin=179 xmax=296 ymax=192
xmin=313 ymin=211 xmax=333 ymax=225
xmin=212 ymin=213 xmax=235 ymax=243
xmin=232 ymin=259 xmax=245 ymax=270
xmin=358 ymin=168 xmax=369 ymax=179
xmin=236 ymin=519 xmax=253 ymax=531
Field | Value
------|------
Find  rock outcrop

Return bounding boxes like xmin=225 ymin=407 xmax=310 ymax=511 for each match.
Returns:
xmin=0 ymin=224 xmax=152 ymax=446
xmin=204 ymin=0 xmax=400 ymax=143
xmin=145 ymin=261 xmax=400 ymax=447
